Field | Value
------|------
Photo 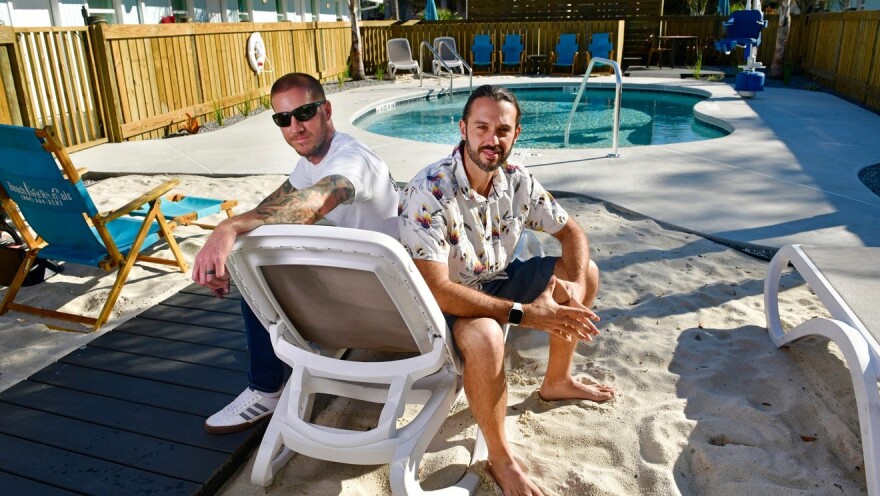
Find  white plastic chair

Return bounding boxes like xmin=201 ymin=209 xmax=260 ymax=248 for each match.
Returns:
xmin=387 ymin=38 xmax=421 ymax=77
xmin=764 ymin=244 xmax=880 ymax=495
xmin=228 ymin=225 xmax=481 ymax=495
xmin=432 ymin=36 xmax=465 ymax=75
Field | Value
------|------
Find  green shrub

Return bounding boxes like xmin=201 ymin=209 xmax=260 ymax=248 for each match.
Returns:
xmin=376 ymin=65 xmax=385 ymax=81
xmin=239 ymin=99 xmax=252 ymax=117
xmin=213 ymin=102 xmax=224 ymax=127
xmin=260 ymin=95 xmax=271 ymax=109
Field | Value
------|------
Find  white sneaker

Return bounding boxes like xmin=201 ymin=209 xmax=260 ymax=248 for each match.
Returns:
xmin=204 ymin=387 xmax=280 ymax=434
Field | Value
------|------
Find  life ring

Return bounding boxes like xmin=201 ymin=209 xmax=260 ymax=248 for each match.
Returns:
xmin=247 ymin=32 xmax=267 ymax=74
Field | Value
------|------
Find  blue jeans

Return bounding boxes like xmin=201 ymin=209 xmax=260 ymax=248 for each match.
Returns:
xmin=242 ymin=299 xmax=288 ymax=393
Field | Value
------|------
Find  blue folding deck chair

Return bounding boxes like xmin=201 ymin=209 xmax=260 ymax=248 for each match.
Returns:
xmin=470 ymin=34 xmax=495 ymax=74
xmin=0 ymin=125 xmax=188 ymax=331
xmin=499 ymin=34 xmax=525 ymax=74
xmin=550 ymin=33 xmax=580 ymax=75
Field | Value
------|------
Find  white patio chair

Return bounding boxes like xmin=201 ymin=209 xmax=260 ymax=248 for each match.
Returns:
xmin=764 ymin=244 xmax=880 ymax=496
xmin=432 ymin=36 xmax=465 ymax=75
xmin=386 ymin=38 xmax=420 ymax=77
xmin=227 ymin=225 xmax=483 ymax=494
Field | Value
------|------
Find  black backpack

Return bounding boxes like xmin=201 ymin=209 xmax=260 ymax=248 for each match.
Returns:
xmin=0 ymin=215 xmax=63 ymax=287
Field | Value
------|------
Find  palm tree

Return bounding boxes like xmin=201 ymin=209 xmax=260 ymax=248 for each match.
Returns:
xmin=348 ymin=0 xmax=365 ymax=80
xmin=769 ymin=0 xmax=792 ymax=78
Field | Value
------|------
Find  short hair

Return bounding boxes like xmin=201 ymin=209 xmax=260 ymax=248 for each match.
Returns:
xmin=461 ymin=85 xmax=521 ymax=128
xmin=270 ymin=72 xmax=326 ymax=101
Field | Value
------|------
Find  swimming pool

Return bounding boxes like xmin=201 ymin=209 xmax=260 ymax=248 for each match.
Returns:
xmin=354 ymin=86 xmax=728 ymax=149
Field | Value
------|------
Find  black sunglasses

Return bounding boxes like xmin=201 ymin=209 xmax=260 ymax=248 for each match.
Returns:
xmin=272 ymin=100 xmax=326 ymax=127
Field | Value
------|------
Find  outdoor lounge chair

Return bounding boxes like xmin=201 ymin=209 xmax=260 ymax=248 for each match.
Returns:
xmin=131 ymin=193 xmax=237 ymax=229
xmin=500 ymin=34 xmax=526 ymax=74
xmin=432 ymin=36 xmax=465 ymax=75
xmin=587 ymin=32 xmax=615 ymax=72
xmin=226 ymin=225 xmax=544 ymax=494
xmin=470 ymin=34 xmax=495 ymax=74
xmin=386 ymin=38 xmax=421 ymax=78
xmin=0 ymin=125 xmax=188 ymax=331
xmin=550 ymin=33 xmax=579 ymax=75
xmin=764 ymin=244 xmax=880 ymax=496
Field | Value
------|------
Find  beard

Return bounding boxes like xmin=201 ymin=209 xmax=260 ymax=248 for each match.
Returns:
xmin=464 ymin=137 xmax=511 ymax=172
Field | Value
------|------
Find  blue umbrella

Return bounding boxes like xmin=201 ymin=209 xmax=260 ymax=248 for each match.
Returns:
xmin=717 ymin=0 xmax=730 ymax=16
xmin=424 ymin=0 xmax=439 ymax=21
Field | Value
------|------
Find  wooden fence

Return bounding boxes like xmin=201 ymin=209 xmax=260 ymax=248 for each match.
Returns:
xmin=1 ymin=12 xmax=878 ymax=149
xmin=362 ymin=19 xmax=625 ymax=76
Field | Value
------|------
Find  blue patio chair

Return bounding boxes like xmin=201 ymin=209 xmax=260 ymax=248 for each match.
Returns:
xmin=0 ymin=125 xmax=189 ymax=331
xmin=587 ymin=32 xmax=615 ymax=72
xmin=500 ymin=34 xmax=525 ymax=74
xmin=470 ymin=34 xmax=495 ymax=74
xmin=550 ymin=33 xmax=580 ymax=75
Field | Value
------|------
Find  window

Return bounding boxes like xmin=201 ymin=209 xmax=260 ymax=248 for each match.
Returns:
xmin=88 ymin=0 xmax=117 ymax=24
xmin=238 ymin=0 xmax=250 ymax=21
xmin=171 ymin=0 xmax=189 ymax=18
xmin=276 ymin=0 xmax=286 ymax=21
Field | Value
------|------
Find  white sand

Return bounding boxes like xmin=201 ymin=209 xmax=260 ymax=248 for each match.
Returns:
xmin=0 ymin=175 xmax=867 ymax=495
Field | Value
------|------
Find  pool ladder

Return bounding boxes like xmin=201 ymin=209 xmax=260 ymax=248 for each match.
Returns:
xmin=418 ymin=41 xmax=473 ymax=95
xmin=564 ymin=57 xmax=622 ymax=157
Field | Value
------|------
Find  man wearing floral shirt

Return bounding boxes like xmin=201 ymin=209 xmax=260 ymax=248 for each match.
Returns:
xmin=398 ymin=85 xmax=616 ymax=496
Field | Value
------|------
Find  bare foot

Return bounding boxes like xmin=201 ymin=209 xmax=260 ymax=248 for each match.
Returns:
xmin=539 ymin=377 xmax=616 ymax=403
xmin=487 ymin=457 xmax=544 ymax=496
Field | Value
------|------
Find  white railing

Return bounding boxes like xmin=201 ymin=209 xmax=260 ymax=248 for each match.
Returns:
xmin=419 ymin=41 xmax=473 ymax=94
xmin=563 ymin=57 xmax=622 ymax=157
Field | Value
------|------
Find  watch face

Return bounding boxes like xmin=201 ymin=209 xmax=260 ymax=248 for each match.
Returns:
xmin=509 ymin=306 xmax=524 ymax=325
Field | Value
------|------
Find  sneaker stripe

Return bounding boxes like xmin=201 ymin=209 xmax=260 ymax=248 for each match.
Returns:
xmin=240 ymin=411 xmax=254 ymax=420
xmin=252 ymin=404 xmax=269 ymax=413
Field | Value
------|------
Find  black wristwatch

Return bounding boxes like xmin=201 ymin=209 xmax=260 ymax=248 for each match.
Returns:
xmin=508 ymin=302 xmax=524 ymax=325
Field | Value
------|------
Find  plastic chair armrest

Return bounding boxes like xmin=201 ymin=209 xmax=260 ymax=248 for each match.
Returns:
xmin=100 ymin=178 xmax=180 ymax=222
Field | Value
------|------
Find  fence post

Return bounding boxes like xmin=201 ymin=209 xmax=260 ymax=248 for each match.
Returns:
xmin=88 ymin=19 xmax=124 ymax=143
xmin=0 ymin=27 xmax=26 ymax=126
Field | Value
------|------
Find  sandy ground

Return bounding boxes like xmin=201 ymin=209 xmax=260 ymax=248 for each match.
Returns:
xmin=0 ymin=175 xmax=868 ymax=495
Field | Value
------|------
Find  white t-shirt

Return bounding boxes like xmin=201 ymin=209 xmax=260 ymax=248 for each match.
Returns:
xmin=288 ymin=132 xmax=399 ymax=238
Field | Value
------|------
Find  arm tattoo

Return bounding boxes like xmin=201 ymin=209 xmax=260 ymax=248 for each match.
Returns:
xmin=255 ymin=175 xmax=355 ymax=225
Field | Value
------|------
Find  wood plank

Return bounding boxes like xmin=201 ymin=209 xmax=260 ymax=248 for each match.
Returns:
xmin=112 ymin=319 xmax=247 ymax=350
xmin=58 ymin=347 xmax=246 ymax=395
xmin=0 ymin=381 xmax=255 ymax=453
xmin=0 ymin=402 xmax=227 ymax=483
xmin=87 ymin=332 xmax=249 ymax=372
xmin=157 ymin=290 xmax=244 ymax=314
xmin=29 ymin=363 xmax=235 ymax=417
xmin=0 ymin=470 xmax=88 ymax=495
xmin=0 ymin=433 xmax=200 ymax=495
xmin=137 ymin=305 xmax=245 ymax=331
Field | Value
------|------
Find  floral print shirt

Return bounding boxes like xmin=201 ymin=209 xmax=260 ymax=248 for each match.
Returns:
xmin=398 ymin=144 xmax=568 ymax=289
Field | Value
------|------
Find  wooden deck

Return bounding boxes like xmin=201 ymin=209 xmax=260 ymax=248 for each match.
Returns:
xmin=0 ymin=284 xmax=264 ymax=495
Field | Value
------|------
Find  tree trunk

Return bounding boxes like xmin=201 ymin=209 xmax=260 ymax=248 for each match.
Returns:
xmin=348 ymin=0 xmax=365 ymax=80
xmin=386 ymin=0 xmax=399 ymax=20
xmin=769 ymin=0 xmax=792 ymax=78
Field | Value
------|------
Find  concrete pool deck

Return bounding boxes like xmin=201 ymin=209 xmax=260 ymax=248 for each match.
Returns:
xmin=71 ymin=74 xmax=880 ymax=251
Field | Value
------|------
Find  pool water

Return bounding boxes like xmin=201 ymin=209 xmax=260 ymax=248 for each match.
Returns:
xmin=355 ymin=88 xmax=727 ymax=149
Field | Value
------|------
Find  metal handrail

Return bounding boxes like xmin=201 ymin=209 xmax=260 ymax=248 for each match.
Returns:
xmin=418 ymin=41 xmax=473 ymax=94
xmin=563 ymin=57 xmax=622 ymax=158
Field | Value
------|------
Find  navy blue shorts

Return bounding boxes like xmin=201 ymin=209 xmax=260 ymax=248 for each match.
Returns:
xmin=444 ymin=256 xmax=559 ymax=332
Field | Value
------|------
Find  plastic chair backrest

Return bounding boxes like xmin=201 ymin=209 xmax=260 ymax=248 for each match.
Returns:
xmin=433 ymin=36 xmax=458 ymax=61
xmin=471 ymin=34 xmax=493 ymax=65
xmin=387 ymin=38 xmax=414 ymax=63
xmin=589 ymin=32 xmax=613 ymax=59
xmin=501 ymin=34 xmax=524 ymax=64
xmin=0 ymin=125 xmax=104 ymax=253
xmin=554 ymin=33 xmax=578 ymax=65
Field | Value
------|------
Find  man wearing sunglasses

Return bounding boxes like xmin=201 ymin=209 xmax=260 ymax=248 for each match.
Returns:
xmin=192 ymin=72 xmax=399 ymax=434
